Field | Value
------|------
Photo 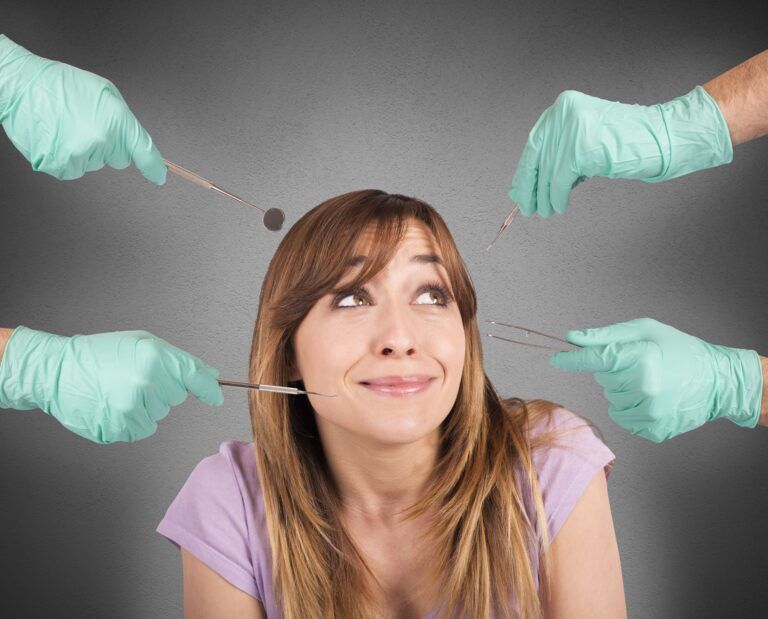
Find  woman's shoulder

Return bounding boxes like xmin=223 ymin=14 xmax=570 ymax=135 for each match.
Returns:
xmin=518 ymin=403 xmax=616 ymax=540
xmin=525 ymin=403 xmax=613 ymax=467
xmin=156 ymin=440 xmax=271 ymax=603
xmin=201 ymin=440 xmax=260 ymax=481
xmin=187 ymin=440 xmax=266 ymax=513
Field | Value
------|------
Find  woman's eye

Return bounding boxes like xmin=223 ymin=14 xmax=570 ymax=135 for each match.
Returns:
xmin=336 ymin=292 xmax=369 ymax=308
xmin=415 ymin=288 xmax=448 ymax=306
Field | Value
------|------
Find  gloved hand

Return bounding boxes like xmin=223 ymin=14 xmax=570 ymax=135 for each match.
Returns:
xmin=0 ymin=34 xmax=166 ymax=183
xmin=549 ymin=318 xmax=763 ymax=442
xmin=508 ymin=86 xmax=733 ymax=217
xmin=0 ymin=327 xmax=223 ymax=444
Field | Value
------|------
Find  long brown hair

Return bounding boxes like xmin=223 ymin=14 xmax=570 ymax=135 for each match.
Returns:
xmin=249 ymin=190 xmax=560 ymax=617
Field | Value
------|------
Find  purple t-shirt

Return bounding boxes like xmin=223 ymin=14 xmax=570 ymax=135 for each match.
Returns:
xmin=157 ymin=408 xmax=614 ymax=617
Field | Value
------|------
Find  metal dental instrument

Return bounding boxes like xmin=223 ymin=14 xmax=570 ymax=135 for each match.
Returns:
xmin=163 ymin=159 xmax=285 ymax=231
xmin=485 ymin=320 xmax=578 ymax=352
xmin=485 ymin=203 xmax=520 ymax=251
xmin=218 ymin=379 xmax=336 ymax=397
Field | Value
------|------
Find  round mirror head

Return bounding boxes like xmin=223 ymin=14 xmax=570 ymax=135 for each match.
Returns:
xmin=263 ymin=208 xmax=285 ymax=231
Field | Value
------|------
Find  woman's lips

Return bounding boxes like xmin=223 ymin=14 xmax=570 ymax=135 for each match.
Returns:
xmin=358 ymin=375 xmax=436 ymax=397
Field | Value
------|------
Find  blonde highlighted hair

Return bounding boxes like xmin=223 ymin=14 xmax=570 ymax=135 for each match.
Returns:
xmin=249 ymin=190 xmax=561 ymax=617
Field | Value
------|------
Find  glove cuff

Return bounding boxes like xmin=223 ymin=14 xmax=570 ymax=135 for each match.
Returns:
xmin=710 ymin=345 xmax=763 ymax=428
xmin=0 ymin=34 xmax=56 ymax=122
xmin=0 ymin=326 xmax=69 ymax=413
xmin=643 ymin=85 xmax=733 ymax=183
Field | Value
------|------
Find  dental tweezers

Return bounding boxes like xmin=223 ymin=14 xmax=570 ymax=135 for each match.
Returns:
xmin=218 ymin=379 xmax=337 ymax=397
xmin=485 ymin=320 xmax=577 ymax=352
xmin=485 ymin=203 xmax=520 ymax=251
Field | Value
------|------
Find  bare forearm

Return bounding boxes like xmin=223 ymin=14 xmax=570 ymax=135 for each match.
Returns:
xmin=0 ymin=328 xmax=14 ymax=364
xmin=759 ymin=356 xmax=768 ymax=427
xmin=703 ymin=50 xmax=768 ymax=146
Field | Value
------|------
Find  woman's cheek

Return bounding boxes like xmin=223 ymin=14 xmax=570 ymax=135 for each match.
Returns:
xmin=314 ymin=328 xmax=363 ymax=382
xmin=430 ymin=322 xmax=465 ymax=370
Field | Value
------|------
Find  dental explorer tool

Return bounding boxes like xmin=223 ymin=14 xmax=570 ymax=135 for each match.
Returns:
xmin=485 ymin=203 xmax=520 ymax=251
xmin=217 ymin=379 xmax=336 ymax=397
xmin=163 ymin=159 xmax=285 ymax=231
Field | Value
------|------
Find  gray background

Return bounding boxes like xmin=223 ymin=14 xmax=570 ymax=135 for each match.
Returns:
xmin=1 ymin=0 xmax=766 ymax=616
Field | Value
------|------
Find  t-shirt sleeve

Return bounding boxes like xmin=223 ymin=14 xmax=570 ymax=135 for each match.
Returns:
xmin=531 ymin=408 xmax=616 ymax=542
xmin=156 ymin=445 xmax=261 ymax=600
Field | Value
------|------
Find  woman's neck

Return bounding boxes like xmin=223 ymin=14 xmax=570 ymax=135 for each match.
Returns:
xmin=317 ymin=419 xmax=440 ymax=522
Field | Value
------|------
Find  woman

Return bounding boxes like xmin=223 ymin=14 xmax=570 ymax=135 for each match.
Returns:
xmin=157 ymin=190 xmax=625 ymax=618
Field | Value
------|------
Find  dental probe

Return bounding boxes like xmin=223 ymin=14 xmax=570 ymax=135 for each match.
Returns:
xmin=217 ymin=379 xmax=336 ymax=397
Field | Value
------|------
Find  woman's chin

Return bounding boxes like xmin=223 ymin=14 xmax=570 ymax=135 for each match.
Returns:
xmin=350 ymin=411 xmax=445 ymax=446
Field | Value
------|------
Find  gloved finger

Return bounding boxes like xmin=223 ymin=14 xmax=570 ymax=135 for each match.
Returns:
xmin=594 ymin=369 xmax=618 ymax=389
xmin=103 ymin=113 xmax=133 ymax=171
xmin=141 ymin=342 xmax=189 ymax=408
xmin=594 ymin=363 xmax=646 ymax=390
xmin=135 ymin=334 xmax=223 ymax=406
xmin=103 ymin=382 xmax=158 ymax=443
xmin=99 ymin=86 xmax=133 ymax=170
xmin=602 ymin=386 xmax=644 ymax=411
xmin=564 ymin=317 xmax=657 ymax=347
xmin=508 ymin=144 xmax=539 ymax=217
xmin=536 ymin=147 xmax=555 ymax=219
xmin=550 ymin=341 xmax=653 ymax=373
xmin=69 ymin=92 xmax=122 ymax=175
xmin=48 ymin=131 xmax=104 ymax=180
xmin=167 ymin=347 xmax=223 ymax=406
xmin=133 ymin=137 xmax=166 ymax=185
xmin=162 ymin=377 xmax=189 ymax=408
xmin=100 ymin=81 xmax=161 ymax=176
xmin=122 ymin=110 xmax=167 ymax=185
xmin=509 ymin=106 xmax=551 ymax=216
xmin=184 ymin=366 xmax=224 ymax=407
xmin=549 ymin=159 xmax=581 ymax=214
xmin=607 ymin=404 xmax=669 ymax=443
xmin=143 ymin=383 xmax=173 ymax=424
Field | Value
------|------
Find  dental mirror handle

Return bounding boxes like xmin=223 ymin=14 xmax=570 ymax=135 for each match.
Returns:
xmin=163 ymin=158 xmax=215 ymax=191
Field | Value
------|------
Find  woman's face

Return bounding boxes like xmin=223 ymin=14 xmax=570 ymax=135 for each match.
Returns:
xmin=292 ymin=221 xmax=466 ymax=446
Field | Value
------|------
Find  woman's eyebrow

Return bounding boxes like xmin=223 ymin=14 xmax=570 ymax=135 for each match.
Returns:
xmin=345 ymin=254 xmax=444 ymax=267
xmin=410 ymin=253 xmax=444 ymax=266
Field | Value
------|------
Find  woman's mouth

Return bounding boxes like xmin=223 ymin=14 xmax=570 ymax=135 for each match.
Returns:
xmin=358 ymin=375 xmax=436 ymax=397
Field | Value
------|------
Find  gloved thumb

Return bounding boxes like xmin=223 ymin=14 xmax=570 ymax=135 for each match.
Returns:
xmin=184 ymin=364 xmax=224 ymax=407
xmin=132 ymin=130 xmax=168 ymax=185
xmin=126 ymin=114 xmax=167 ymax=185
xmin=549 ymin=347 xmax=619 ymax=373
xmin=551 ymin=340 xmax=658 ymax=374
xmin=564 ymin=318 xmax=655 ymax=347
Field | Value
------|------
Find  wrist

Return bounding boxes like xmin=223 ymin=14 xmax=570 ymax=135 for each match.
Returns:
xmin=643 ymin=86 xmax=733 ymax=184
xmin=0 ymin=34 xmax=55 ymax=121
xmin=711 ymin=345 xmax=762 ymax=428
xmin=759 ymin=356 xmax=768 ymax=427
xmin=0 ymin=326 xmax=68 ymax=412
xmin=0 ymin=327 xmax=13 ymax=362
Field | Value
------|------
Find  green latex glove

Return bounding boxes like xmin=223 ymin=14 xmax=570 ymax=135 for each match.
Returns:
xmin=508 ymin=86 xmax=733 ymax=217
xmin=550 ymin=318 xmax=762 ymax=442
xmin=0 ymin=327 xmax=223 ymax=444
xmin=0 ymin=34 xmax=166 ymax=183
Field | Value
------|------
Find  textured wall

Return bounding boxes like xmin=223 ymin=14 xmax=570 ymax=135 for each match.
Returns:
xmin=1 ymin=1 xmax=766 ymax=616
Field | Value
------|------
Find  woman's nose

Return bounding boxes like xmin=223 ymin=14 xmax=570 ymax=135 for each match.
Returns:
xmin=380 ymin=344 xmax=417 ymax=357
xmin=374 ymin=306 xmax=418 ymax=358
